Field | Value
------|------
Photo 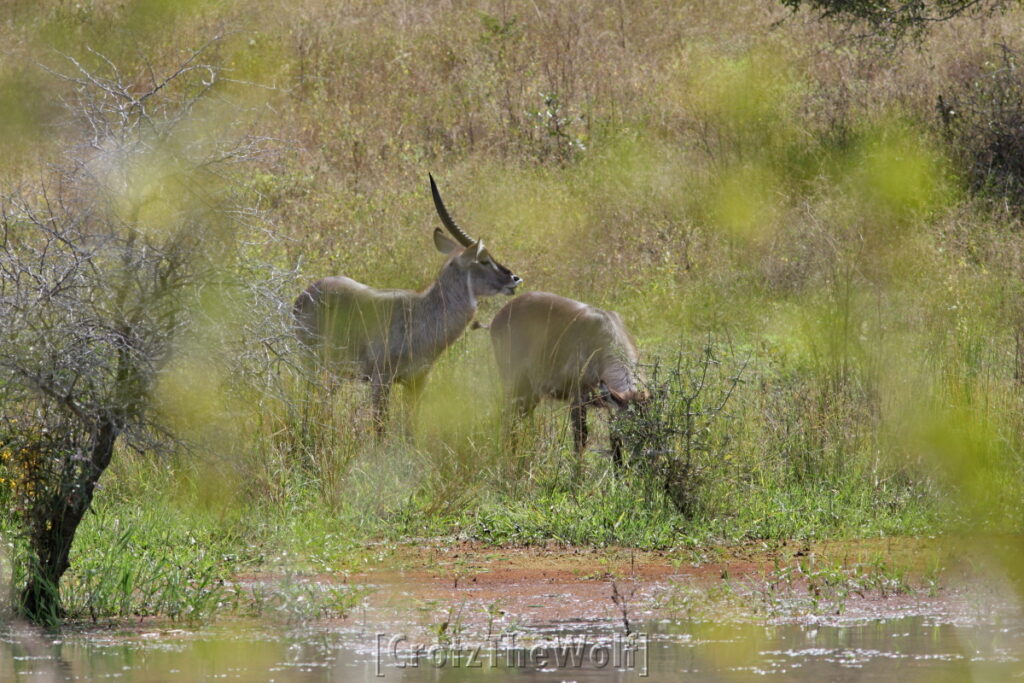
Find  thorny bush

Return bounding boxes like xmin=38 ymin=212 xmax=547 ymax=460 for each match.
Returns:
xmin=614 ymin=344 xmax=747 ymax=517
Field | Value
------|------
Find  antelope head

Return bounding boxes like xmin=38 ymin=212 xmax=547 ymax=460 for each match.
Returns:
xmin=599 ymin=381 xmax=650 ymax=409
xmin=430 ymin=174 xmax=522 ymax=297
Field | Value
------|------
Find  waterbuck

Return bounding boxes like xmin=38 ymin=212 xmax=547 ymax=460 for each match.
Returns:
xmin=489 ymin=291 xmax=644 ymax=466
xmin=294 ymin=175 xmax=522 ymax=434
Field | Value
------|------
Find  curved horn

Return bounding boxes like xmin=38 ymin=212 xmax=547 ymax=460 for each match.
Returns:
xmin=429 ymin=173 xmax=475 ymax=247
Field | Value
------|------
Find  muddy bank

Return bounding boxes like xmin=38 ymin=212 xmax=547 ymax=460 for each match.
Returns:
xmin=231 ymin=536 xmax=1020 ymax=639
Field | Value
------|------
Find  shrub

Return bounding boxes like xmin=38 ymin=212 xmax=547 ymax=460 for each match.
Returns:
xmin=938 ymin=45 xmax=1024 ymax=212
xmin=0 ymin=43 xmax=266 ymax=623
xmin=614 ymin=344 xmax=747 ymax=517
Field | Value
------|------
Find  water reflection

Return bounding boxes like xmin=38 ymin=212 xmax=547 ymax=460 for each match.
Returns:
xmin=2 ymin=615 xmax=1022 ymax=681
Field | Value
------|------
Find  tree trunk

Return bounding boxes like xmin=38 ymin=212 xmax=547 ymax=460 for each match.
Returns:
xmin=20 ymin=420 xmax=118 ymax=624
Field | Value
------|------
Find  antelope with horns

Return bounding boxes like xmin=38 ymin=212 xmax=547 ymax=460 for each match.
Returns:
xmin=294 ymin=175 xmax=522 ymax=434
xmin=489 ymin=291 xmax=645 ymax=466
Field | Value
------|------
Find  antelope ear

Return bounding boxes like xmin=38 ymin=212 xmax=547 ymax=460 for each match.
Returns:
xmin=433 ymin=228 xmax=459 ymax=254
xmin=457 ymin=240 xmax=484 ymax=265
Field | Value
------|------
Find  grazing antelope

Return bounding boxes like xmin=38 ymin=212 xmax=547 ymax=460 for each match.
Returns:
xmin=489 ymin=291 xmax=645 ymax=466
xmin=294 ymin=175 xmax=522 ymax=434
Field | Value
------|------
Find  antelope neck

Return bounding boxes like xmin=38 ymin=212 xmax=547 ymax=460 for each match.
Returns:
xmin=415 ymin=264 xmax=477 ymax=352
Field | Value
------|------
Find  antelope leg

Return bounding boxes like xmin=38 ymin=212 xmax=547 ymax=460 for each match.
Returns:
xmin=570 ymin=400 xmax=588 ymax=453
xmin=370 ymin=378 xmax=391 ymax=437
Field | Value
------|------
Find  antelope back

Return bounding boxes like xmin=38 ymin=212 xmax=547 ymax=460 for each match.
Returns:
xmin=491 ymin=291 xmax=627 ymax=401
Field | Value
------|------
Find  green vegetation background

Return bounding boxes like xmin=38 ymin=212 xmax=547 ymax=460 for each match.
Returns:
xmin=2 ymin=0 xmax=1023 ymax=619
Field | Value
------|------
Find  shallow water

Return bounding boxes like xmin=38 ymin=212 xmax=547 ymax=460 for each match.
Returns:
xmin=3 ymin=614 xmax=1023 ymax=681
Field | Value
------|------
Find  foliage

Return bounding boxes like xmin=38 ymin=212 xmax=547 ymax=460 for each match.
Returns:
xmin=780 ymin=0 xmax=1016 ymax=39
